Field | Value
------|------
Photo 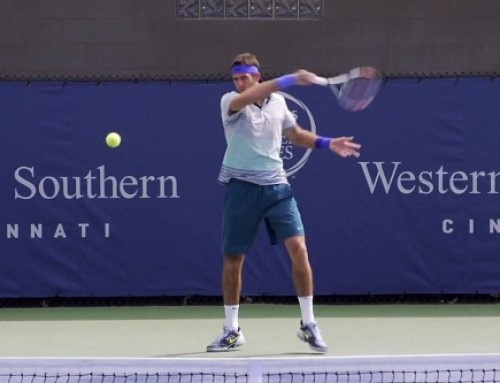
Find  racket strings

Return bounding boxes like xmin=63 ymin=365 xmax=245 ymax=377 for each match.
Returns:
xmin=337 ymin=75 xmax=382 ymax=111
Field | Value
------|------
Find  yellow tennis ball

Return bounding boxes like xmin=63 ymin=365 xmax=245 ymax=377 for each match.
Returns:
xmin=106 ymin=132 xmax=121 ymax=148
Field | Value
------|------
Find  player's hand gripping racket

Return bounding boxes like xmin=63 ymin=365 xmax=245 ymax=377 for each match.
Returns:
xmin=313 ymin=66 xmax=382 ymax=112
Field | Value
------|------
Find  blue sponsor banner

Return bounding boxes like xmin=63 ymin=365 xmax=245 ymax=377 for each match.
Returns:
xmin=0 ymin=78 xmax=499 ymax=297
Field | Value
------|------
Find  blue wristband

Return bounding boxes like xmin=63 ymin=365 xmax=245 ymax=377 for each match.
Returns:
xmin=314 ymin=137 xmax=332 ymax=149
xmin=276 ymin=74 xmax=297 ymax=89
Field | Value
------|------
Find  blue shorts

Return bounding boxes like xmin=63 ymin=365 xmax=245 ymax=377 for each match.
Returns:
xmin=222 ymin=179 xmax=305 ymax=254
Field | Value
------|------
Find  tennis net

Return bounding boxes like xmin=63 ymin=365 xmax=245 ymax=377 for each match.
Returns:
xmin=0 ymin=354 xmax=498 ymax=383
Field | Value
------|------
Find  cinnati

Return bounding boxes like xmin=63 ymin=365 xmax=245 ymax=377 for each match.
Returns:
xmin=6 ymin=222 xmax=111 ymax=239
xmin=443 ymin=218 xmax=500 ymax=234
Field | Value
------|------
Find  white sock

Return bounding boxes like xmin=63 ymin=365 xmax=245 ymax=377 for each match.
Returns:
xmin=224 ymin=305 xmax=239 ymax=331
xmin=298 ymin=296 xmax=315 ymax=325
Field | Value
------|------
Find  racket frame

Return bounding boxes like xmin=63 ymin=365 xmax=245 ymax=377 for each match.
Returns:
xmin=312 ymin=66 xmax=381 ymax=111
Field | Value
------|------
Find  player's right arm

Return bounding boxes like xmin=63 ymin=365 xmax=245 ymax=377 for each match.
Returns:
xmin=228 ymin=70 xmax=316 ymax=114
xmin=221 ymin=92 xmax=241 ymax=121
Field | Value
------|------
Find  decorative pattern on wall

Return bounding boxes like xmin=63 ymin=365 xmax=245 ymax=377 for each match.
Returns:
xmin=176 ymin=0 xmax=323 ymax=19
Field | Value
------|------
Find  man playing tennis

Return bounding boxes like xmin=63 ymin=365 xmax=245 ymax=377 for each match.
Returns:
xmin=207 ymin=53 xmax=361 ymax=353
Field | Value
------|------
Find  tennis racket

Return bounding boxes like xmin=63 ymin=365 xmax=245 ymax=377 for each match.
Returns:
xmin=313 ymin=66 xmax=382 ymax=112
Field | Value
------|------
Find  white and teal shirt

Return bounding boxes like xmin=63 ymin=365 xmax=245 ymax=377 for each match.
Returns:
xmin=218 ymin=91 xmax=296 ymax=185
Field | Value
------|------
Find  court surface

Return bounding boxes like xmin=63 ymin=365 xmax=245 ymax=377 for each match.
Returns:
xmin=0 ymin=304 xmax=499 ymax=358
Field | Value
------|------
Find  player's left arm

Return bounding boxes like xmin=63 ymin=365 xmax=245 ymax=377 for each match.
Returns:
xmin=284 ymin=125 xmax=361 ymax=158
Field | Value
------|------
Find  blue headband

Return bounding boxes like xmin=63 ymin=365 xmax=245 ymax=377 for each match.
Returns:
xmin=231 ymin=64 xmax=260 ymax=75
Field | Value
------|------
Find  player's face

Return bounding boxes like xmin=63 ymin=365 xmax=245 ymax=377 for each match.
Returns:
xmin=232 ymin=73 xmax=260 ymax=92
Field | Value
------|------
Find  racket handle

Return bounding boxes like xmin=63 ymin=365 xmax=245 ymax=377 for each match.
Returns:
xmin=312 ymin=76 xmax=329 ymax=86
xmin=315 ymin=73 xmax=351 ymax=86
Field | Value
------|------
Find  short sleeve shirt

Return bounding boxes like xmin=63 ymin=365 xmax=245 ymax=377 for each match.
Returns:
xmin=218 ymin=91 xmax=296 ymax=185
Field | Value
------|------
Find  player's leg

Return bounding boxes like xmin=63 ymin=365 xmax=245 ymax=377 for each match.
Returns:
xmin=223 ymin=254 xmax=244 ymax=334
xmin=284 ymin=235 xmax=313 ymax=297
xmin=223 ymin=254 xmax=245 ymax=306
xmin=284 ymin=235 xmax=328 ymax=353
xmin=207 ymin=180 xmax=259 ymax=352
xmin=263 ymin=184 xmax=327 ymax=352
xmin=206 ymin=253 xmax=246 ymax=353
xmin=263 ymin=185 xmax=313 ymax=298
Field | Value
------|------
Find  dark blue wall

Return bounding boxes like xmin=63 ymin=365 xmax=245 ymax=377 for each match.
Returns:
xmin=1 ymin=78 xmax=499 ymax=297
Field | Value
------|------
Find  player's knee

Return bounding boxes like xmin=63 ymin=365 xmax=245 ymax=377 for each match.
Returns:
xmin=224 ymin=254 xmax=244 ymax=272
xmin=288 ymin=242 xmax=309 ymax=265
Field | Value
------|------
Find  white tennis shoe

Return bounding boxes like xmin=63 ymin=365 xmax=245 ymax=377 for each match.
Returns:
xmin=206 ymin=326 xmax=245 ymax=352
xmin=297 ymin=320 xmax=328 ymax=353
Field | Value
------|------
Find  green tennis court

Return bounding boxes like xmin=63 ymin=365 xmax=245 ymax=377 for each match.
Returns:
xmin=1 ymin=304 xmax=499 ymax=358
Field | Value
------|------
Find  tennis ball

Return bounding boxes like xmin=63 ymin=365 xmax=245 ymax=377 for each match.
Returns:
xmin=106 ymin=132 xmax=121 ymax=148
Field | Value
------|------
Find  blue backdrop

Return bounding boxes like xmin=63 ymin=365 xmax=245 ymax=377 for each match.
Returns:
xmin=1 ymin=78 xmax=499 ymax=297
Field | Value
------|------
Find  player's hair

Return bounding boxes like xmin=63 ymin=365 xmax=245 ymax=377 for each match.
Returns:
xmin=230 ymin=53 xmax=260 ymax=69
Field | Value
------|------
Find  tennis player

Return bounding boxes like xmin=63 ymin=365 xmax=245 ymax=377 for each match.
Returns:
xmin=207 ymin=53 xmax=361 ymax=353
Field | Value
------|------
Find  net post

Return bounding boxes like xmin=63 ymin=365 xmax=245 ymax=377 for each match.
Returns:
xmin=247 ymin=361 xmax=262 ymax=383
